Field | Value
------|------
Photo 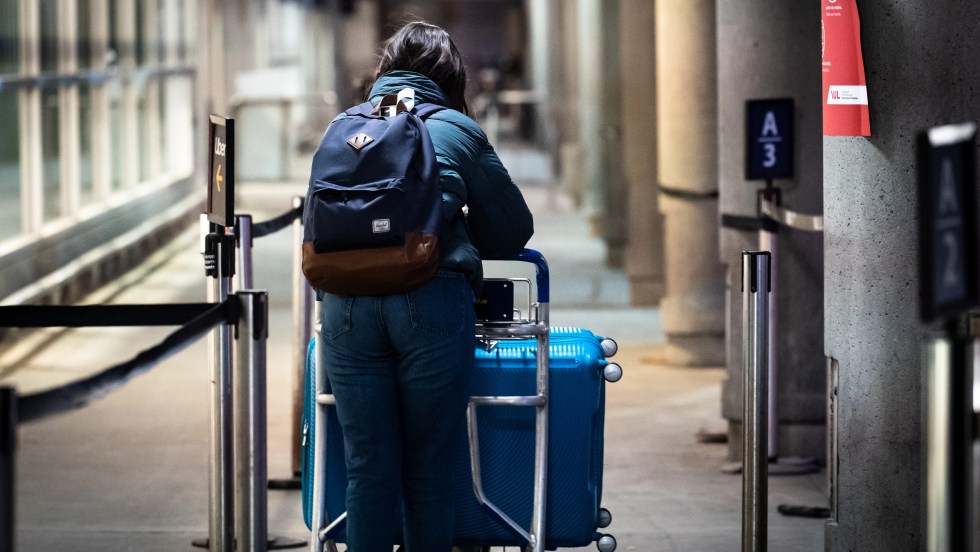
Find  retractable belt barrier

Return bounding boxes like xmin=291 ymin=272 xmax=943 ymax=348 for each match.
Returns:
xmin=0 ymin=297 xmax=242 ymax=552
xmin=0 ymin=198 xmax=302 ymax=423
xmin=250 ymin=201 xmax=303 ymax=239
xmin=0 ymin=202 xmax=302 ymax=552
xmin=0 ymin=301 xmax=237 ymax=423
xmin=721 ymin=197 xmax=824 ymax=234
xmin=759 ymin=198 xmax=824 ymax=232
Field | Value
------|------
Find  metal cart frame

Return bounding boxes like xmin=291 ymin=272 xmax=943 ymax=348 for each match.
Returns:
xmin=306 ymin=250 xmax=558 ymax=552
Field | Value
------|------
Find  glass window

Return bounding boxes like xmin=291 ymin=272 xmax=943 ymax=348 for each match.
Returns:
xmin=0 ymin=89 xmax=21 ymax=239
xmin=40 ymin=0 xmax=59 ymax=73
xmin=80 ymin=85 xmax=95 ymax=205
xmin=108 ymin=0 xmax=118 ymax=57
xmin=109 ymin=81 xmax=123 ymax=190
xmin=78 ymin=2 xmax=93 ymax=70
xmin=135 ymin=1 xmax=145 ymax=65
xmin=179 ymin=0 xmax=192 ymax=63
xmin=41 ymin=89 xmax=61 ymax=221
xmin=138 ymin=85 xmax=150 ymax=181
xmin=156 ymin=1 xmax=166 ymax=63
xmin=108 ymin=0 xmax=132 ymax=68
xmin=0 ymin=0 xmax=18 ymax=75
xmin=164 ymin=76 xmax=192 ymax=176
xmin=153 ymin=79 xmax=165 ymax=177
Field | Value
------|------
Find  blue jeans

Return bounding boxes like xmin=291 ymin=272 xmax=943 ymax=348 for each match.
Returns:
xmin=320 ymin=270 xmax=476 ymax=552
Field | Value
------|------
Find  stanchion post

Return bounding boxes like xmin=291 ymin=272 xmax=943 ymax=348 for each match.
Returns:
xmin=758 ymin=187 xmax=779 ymax=460
xmin=204 ymin=228 xmax=236 ymax=552
xmin=290 ymin=196 xmax=311 ymax=481
xmin=235 ymin=291 xmax=269 ymax=552
xmin=925 ymin=337 xmax=952 ymax=552
xmin=972 ymin=313 xmax=980 ymax=552
xmin=741 ymin=251 xmax=770 ymax=552
xmin=1 ymin=387 xmax=16 ymax=552
xmin=237 ymin=215 xmax=255 ymax=291
xmin=925 ymin=328 xmax=974 ymax=552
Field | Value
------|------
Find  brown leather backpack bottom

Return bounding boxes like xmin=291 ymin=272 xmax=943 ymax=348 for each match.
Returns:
xmin=302 ymin=232 xmax=439 ymax=296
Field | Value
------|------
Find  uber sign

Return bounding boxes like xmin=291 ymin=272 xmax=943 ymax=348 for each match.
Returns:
xmin=745 ymin=99 xmax=794 ymax=181
xmin=918 ymin=122 xmax=979 ymax=322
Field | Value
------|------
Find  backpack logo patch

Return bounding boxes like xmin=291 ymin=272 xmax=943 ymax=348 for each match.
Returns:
xmin=372 ymin=219 xmax=391 ymax=233
xmin=347 ymin=132 xmax=374 ymax=150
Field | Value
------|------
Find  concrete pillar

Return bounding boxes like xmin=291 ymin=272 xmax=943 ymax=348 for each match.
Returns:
xmin=716 ymin=1 xmax=825 ymax=462
xmin=577 ymin=0 xmax=627 ymax=267
xmin=620 ymin=0 xmax=664 ymax=305
xmin=655 ymin=0 xmax=725 ymax=365
xmin=527 ymin=0 xmax=558 ymax=157
xmin=556 ymin=0 xmax=583 ymax=207
xmin=824 ymin=3 xmax=980 ymax=550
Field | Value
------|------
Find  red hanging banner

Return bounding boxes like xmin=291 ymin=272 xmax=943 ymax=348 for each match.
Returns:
xmin=822 ymin=0 xmax=871 ymax=136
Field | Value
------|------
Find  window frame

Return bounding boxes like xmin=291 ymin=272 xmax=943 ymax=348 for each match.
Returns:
xmin=0 ymin=0 xmax=196 ymax=242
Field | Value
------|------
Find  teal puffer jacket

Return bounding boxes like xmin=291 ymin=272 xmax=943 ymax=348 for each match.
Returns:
xmin=365 ymin=70 xmax=534 ymax=291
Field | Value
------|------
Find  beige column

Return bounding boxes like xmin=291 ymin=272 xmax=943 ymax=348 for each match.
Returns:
xmin=556 ymin=1 xmax=584 ymax=207
xmin=620 ymin=0 xmax=664 ymax=305
xmin=654 ymin=0 xmax=725 ymax=365
xmin=527 ymin=0 xmax=558 ymax=156
xmin=578 ymin=0 xmax=627 ymax=266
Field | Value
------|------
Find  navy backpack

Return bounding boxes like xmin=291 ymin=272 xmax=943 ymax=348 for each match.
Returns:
xmin=302 ymin=91 xmax=445 ymax=296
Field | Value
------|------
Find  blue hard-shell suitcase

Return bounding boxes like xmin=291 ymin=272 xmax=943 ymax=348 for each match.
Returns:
xmin=301 ymin=327 xmax=617 ymax=549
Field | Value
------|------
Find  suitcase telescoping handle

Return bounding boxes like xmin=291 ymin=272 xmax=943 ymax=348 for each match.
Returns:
xmin=485 ymin=248 xmax=550 ymax=305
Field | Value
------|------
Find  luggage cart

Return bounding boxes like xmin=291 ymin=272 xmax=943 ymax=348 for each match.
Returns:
xmin=306 ymin=249 xmax=619 ymax=552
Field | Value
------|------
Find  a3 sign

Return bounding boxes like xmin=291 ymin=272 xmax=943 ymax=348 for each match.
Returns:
xmin=745 ymin=98 xmax=794 ymax=181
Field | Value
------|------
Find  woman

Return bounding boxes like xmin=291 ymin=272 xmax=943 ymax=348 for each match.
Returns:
xmin=318 ymin=21 xmax=534 ymax=552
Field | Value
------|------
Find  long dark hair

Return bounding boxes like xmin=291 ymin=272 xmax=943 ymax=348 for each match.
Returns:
xmin=376 ymin=21 xmax=469 ymax=114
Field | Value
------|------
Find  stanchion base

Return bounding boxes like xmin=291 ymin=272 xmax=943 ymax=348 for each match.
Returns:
xmin=694 ymin=428 xmax=728 ymax=444
xmin=191 ymin=536 xmax=307 ymax=549
xmin=769 ymin=456 xmax=821 ymax=476
xmin=720 ymin=456 xmax=822 ymax=476
xmin=268 ymin=477 xmax=302 ymax=490
xmin=720 ymin=462 xmax=742 ymax=474
xmin=777 ymin=504 xmax=831 ymax=518
xmin=269 ymin=536 xmax=308 ymax=549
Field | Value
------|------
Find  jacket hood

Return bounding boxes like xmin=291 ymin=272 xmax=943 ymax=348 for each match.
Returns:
xmin=368 ymin=70 xmax=451 ymax=107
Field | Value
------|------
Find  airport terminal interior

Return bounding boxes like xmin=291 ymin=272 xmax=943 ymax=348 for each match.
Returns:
xmin=1 ymin=1 xmax=979 ymax=551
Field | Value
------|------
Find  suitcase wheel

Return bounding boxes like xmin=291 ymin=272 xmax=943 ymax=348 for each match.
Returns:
xmin=598 ymin=507 xmax=612 ymax=528
xmin=600 ymin=338 xmax=618 ymax=358
xmin=597 ymin=533 xmax=617 ymax=552
xmin=603 ymin=363 xmax=623 ymax=383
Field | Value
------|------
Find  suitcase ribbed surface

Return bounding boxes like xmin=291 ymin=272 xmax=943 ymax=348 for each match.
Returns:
xmin=303 ymin=327 xmax=608 ymax=549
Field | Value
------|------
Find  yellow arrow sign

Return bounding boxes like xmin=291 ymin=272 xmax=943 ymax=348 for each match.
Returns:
xmin=215 ymin=164 xmax=223 ymax=192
